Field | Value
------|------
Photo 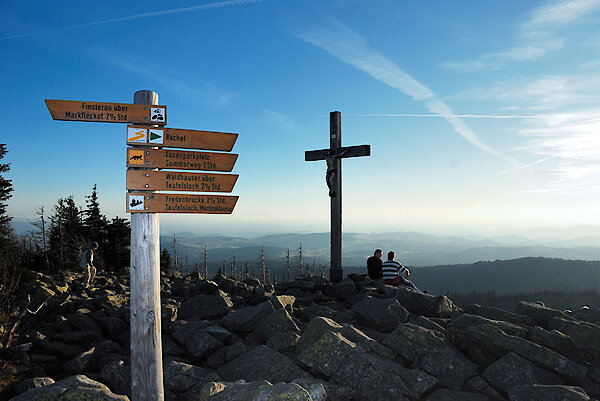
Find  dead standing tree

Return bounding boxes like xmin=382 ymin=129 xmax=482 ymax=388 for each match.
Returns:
xmin=260 ymin=245 xmax=266 ymax=285
xmin=203 ymin=244 xmax=208 ymax=278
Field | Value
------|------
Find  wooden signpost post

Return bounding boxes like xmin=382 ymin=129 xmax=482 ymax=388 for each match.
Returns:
xmin=305 ymin=111 xmax=370 ymax=283
xmin=45 ymin=90 xmax=239 ymax=401
xmin=128 ymin=90 xmax=163 ymax=401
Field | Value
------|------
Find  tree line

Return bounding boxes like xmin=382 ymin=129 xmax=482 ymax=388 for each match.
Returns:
xmin=0 ymin=144 xmax=130 ymax=276
xmin=31 ymin=184 xmax=131 ymax=272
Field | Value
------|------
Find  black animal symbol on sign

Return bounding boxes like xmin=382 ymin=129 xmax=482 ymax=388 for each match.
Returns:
xmin=130 ymin=198 xmax=143 ymax=208
xmin=130 ymin=155 xmax=143 ymax=161
xmin=152 ymin=110 xmax=164 ymax=121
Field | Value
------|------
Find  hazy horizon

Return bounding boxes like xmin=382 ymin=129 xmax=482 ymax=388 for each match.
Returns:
xmin=11 ymin=216 xmax=600 ymax=242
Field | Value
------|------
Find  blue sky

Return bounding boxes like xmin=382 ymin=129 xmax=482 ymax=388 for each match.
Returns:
xmin=1 ymin=0 xmax=600 ymax=236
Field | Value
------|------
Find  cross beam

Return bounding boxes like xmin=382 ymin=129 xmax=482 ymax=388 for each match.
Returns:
xmin=305 ymin=144 xmax=371 ymax=161
xmin=305 ymin=111 xmax=370 ymax=282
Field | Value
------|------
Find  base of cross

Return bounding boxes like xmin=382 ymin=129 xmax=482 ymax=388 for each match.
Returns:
xmin=330 ymin=269 xmax=343 ymax=283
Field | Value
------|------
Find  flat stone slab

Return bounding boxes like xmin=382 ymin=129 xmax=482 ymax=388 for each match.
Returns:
xmin=299 ymin=331 xmax=437 ymax=401
xmin=464 ymin=323 xmax=587 ymax=382
xmin=482 ymin=352 xmax=562 ymax=393
xmin=9 ymin=375 xmax=129 ymax=401
xmin=352 ymin=297 xmax=408 ymax=332
xmin=217 ymin=345 xmax=308 ymax=383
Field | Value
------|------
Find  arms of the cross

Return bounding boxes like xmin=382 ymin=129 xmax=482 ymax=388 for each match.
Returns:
xmin=306 ymin=145 xmax=371 ymax=197
xmin=305 ymin=145 xmax=371 ymax=161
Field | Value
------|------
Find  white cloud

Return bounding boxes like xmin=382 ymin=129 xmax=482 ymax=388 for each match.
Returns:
xmin=507 ymin=109 xmax=600 ymax=193
xmin=293 ymin=19 xmax=496 ymax=154
xmin=524 ymin=0 xmax=600 ymax=31
xmin=443 ymin=0 xmax=600 ymax=71
xmin=448 ymin=67 xmax=600 ymax=193
xmin=453 ymin=74 xmax=600 ymax=111
xmin=581 ymin=59 xmax=600 ymax=68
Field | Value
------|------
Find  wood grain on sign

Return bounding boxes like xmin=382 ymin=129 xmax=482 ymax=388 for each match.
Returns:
xmin=45 ymin=99 xmax=167 ymax=125
xmin=126 ymin=148 xmax=238 ymax=172
xmin=126 ymin=170 xmax=238 ymax=192
xmin=127 ymin=126 xmax=238 ymax=151
xmin=127 ymin=193 xmax=238 ymax=214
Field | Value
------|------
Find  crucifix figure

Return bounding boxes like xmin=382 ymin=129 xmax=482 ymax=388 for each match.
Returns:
xmin=305 ymin=111 xmax=371 ymax=282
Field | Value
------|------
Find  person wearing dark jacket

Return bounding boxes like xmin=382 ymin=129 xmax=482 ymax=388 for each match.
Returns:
xmin=367 ymin=249 xmax=383 ymax=280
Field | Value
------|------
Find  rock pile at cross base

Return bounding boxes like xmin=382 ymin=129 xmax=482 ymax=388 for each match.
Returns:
xmin=4 ymin=269 xmax=600 ymax=401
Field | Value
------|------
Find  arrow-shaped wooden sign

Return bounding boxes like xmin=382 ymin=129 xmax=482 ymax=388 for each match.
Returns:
xmin=126 ymin=148 xmax=238 ymax=172
xmin=45 ymin=99 xmax=167 ymax=125
xmin=126 ymin=170 xmax=238 ymax=192
xmin=127 ymin=192 xmax=238 ymax=214
xmin=127 ymin=126 xmax=237 ymax=151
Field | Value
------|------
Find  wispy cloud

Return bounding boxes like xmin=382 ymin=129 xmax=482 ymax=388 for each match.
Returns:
xmin=97 ymin=52 xmax=236 ymax=107
xmin=293 ymin=19 xmax=496 ymax=154
xmin=581 ymin=59 xmax=600 ymax=69
xmin=443 ymin=0 xmax=600 ymax=71
xmin=0 ymin=0 xmax=266 ymax=41
xmin=501 ymin=109 xmax=600 ymax=193
xmin=451 ymin=74 xmax=600 ymax=111
xmin=451 ymin=68 xmax=600 ymax=192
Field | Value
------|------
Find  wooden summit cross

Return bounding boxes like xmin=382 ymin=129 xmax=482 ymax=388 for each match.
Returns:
xmin=305 ymin=111 xmax=370 ymax=283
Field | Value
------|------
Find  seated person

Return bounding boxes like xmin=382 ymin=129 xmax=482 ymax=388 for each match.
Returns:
xmin=381 ymin=251 xmax=419 ymax=291
xmin=367 ymin=249 xmax=383 ymax=280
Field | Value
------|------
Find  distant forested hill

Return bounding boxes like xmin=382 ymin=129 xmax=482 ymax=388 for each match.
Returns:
xmin=407 ymin=257 xmax=600 ymax=295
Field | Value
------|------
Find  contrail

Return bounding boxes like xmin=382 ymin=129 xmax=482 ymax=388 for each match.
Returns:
xmin=497 ymin=154 xmax=560 ymax=176
xmin=294 ymin=19 xmax=496 ymax=153
xmin=289 ymin=113 xmax=541 ymax=119
xmin=347 ymin=113 xmax=541 ymax=119
xmin=1 ymin=0 xmax=266 ymax=41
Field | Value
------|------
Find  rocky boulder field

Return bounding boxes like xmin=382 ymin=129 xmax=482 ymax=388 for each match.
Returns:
xmin=2 ymin=269 xmax=600 ymax=401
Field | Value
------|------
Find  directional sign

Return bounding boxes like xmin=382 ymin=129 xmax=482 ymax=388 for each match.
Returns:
xmin=45 ymin=99 xmax=167 ymax=125
xmin=127 ymin=193 xmax=238 ymax=214
xmin=127 ymin=170 xmax=238 ymax=192
xmin=127 ymin=126 xmax=237 ymax=151
xmin=126 ymin=148 xmax=238 ymax=172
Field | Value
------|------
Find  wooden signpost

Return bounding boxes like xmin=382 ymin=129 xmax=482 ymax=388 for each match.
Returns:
xmin=127 ymin=170 xmax=238 ymax=192
xmin=126 ymin=148 xmax=238 ymax=171
xmin=45 ymin=90 xmax=240 ymax=401
xmin=127 ymin=126 xmax=237 ymax=151
xmin=305 ymin=111 xmax=370 ymax=283
xmin=45 ymin=99 xmax=167 ymax=125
